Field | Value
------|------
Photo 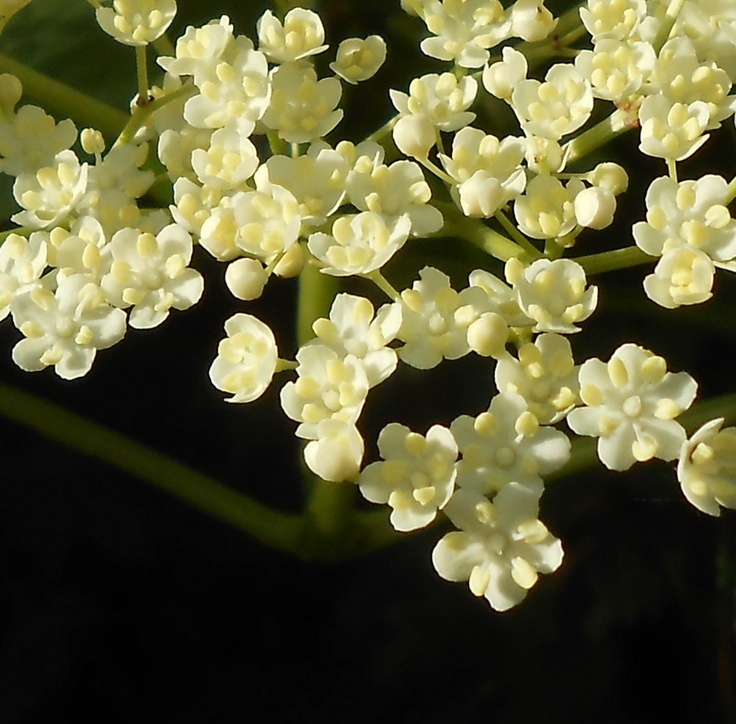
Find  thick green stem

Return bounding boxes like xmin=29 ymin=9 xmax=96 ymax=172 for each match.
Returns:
xmin=0 ymin=380 xmax=307 ymax=555
xmin=434 ymin=201 xmax=536 ymax=262
xmin=563 ymin=108 xmax=636 ymax=167
xmin=0 ymin=53 xmax=128 ymax=140
xmin=574 ymin=245 xmax=653 ymax=275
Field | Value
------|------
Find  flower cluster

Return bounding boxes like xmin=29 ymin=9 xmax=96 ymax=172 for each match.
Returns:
xmin=2 ymin=0 xmax=735 ymax=613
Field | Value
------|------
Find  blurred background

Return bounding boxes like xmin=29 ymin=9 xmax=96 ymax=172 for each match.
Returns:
xmin=0 ymin=0 xmax=735 ymax=721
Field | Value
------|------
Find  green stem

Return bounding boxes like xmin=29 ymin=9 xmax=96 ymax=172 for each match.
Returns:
xmin=562 ymin=108 xmax=635 ymax=167
xmin=0 ymin=379 xmax=306 ymax=555
xmin=135 ymin=45 xmax=149 ymax=102
xmin=366 ymin=270 xmax=401 ymax=301
xmin=0 ymin=53 xmax=128 ymax=140
xmin=114 ymin=82 xmax=196 ymax=147
xmin=434 ymin=200 xmax=534 ymax=262
xmin=652 ymin=0 xmax=687 ymax=54
xmin=494 ymin=209 xmax=542 ymax=258
xmin=574 ymin=245 xmax=653 ymax=275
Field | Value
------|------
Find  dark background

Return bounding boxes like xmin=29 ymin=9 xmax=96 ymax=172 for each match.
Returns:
xmin=0 ymin=1 xmax=735 ymax=721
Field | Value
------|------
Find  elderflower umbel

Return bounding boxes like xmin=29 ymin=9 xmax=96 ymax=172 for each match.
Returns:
xmin=432 ymin=484 xmax=563 ymax=611
xmin=567 ymin=343 xmax=698 ymax=471
xmin=677 ymin=418 xmax=736 ymax=516
xmin=358 ymin=423 xmax=457 ymax=531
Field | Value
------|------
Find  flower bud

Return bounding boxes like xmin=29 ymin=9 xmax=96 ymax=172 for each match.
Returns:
xmin=457 ymin=171 xmax=504 ymax=218
xmin=467 ymin=313 xmax=509 ymax=358
xmin=511 ymin=0 xmax=557 ymax=42
xmin=586 ymin=162 xmax=628 ymax=195
xmin=225 ymin=258 xmax=268 ymax=300
xmin=574 ymin=186 xmax=616 ymax=229
xmin=392 ymin=114 xmax=436 ymax=158
xmin=482 ymin=47 xmax=527 ymax=101
xmin=304 ymin=420 xmax=364 ymax=482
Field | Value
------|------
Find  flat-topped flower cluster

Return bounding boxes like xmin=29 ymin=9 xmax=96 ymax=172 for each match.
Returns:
xmin=1 ymin=0 xmax=735 ymax=611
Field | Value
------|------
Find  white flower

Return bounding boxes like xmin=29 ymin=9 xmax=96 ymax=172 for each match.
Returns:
xmin=261 ymin=62 xmax=342 ymax=144
xmin=183 ymin=36 xmax=271 ymax=135
xmin=638 ymin=96 xmax=710 ymax=162
xmin=419 ymin=0 xmax=511 ymax=68
xmin=0 ymin=104 xmax=77 ymax=177
xmin=256 ymin=8 xmax=327 ymax=63
xmin=439 ymin=127 xmax=526 ymax=217
xmin=677 ymin=418 xmax=736 ymax=516
xmin=507 ymin=258 xmax=598 ymax=334
xmin=651 ymin=38 xmax=733 ymax=130
xmin=330 ymin=36 xmax=387 ymax=84
xmin=280 ymin=344 xmax=369 ymax=440
xmin=567 ymin=343 xmax=698 ymax=471
xmin=633 ymin=175 xmax=736 ymax=263
xmin=0 ymin=232 xmax=47 ymax=321
xmin=510 ymin=0 xmax=556 ymax=42
xmin=45 ymin=215 xmax=107 ymax=280
xmin=191 ymin=127 xmax=259 ymax=190
xmin=390 ymin=73 xmax=477 ymax=132
xmin=100 ymin=224 xmax=204 ymax=329
xmin=575 ymin=39 xmax=655 ymax=104
xmin=12 ymin=150 xmax=88 ymax=229
xmin=158 ymin=15 xmax=234 ymax=78
xmin=482 ymin=46 xmax=527 ymax=101
xmin=513 ymin=174 xmax=583 ymax=239
xmin=643 ymin=247 xmax=715 ymax=309
xmin=304 ymin=419 xmax=364 ymax=483
xmin=311 ymin=293 xmax=401 ymax=387
xmin=346 ymin=160 xmax=443 ymax=236
xmin=95 ymin=0 xmax=177 ymax=46
xmin=397 ymin=266 xmax=491 ymax=369
xmin=209 ymin=313 xmax=278 ymax=403
xmin=432 ymin=484 xmax=563 ymax=611
xmin=511 ymin=64 xmax=593 ymax=140
xmin=11 ymin=272 xmax=126 ymax=379
xmin=450 ymin=392 xmax=570 ymax=495
xmin=495 ymin=333 xmax=579 ymax=424
xmin=256 ymin=143 xmax=349 ymax=229
xmin=468 ymin=268 xmax=531 ymax=327
xmin=232 ymin=185 xmax=301 ymax=261
xmin=579 ymin=0 xmax=646 ymax=41
xmin=308 ymin=212 xmax=411 ymax=277
xmin=358 ymin=423 xmax=457 ymax=531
